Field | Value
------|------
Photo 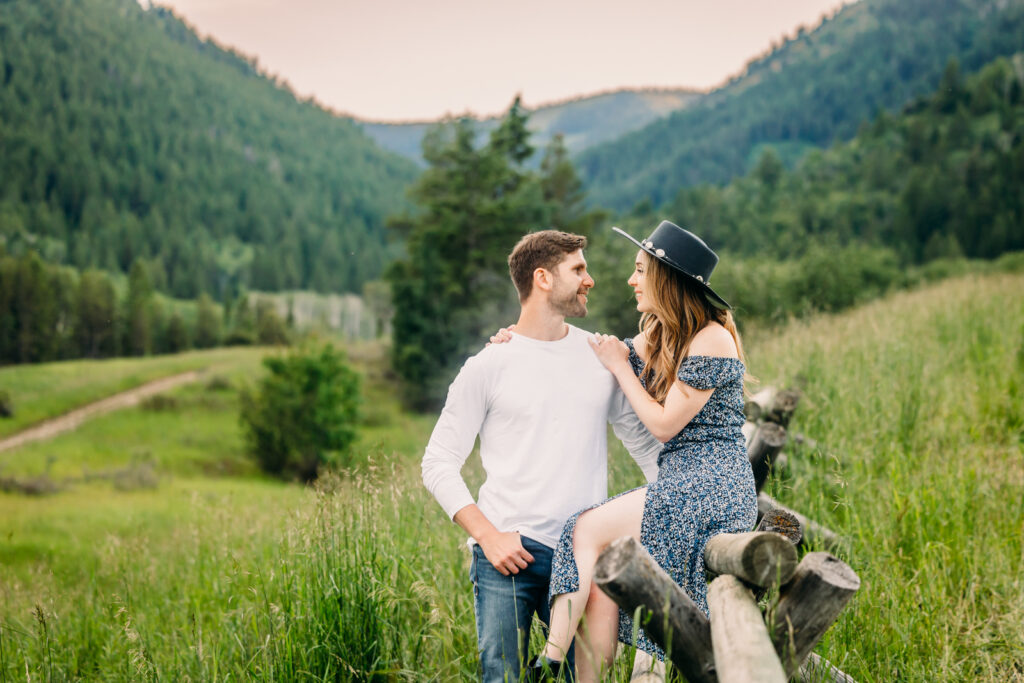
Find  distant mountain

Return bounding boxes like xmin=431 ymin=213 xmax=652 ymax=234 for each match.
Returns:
xmin=578 ymin=0 xmax=1024 ymax=211
xmin=0 ymin=0 xmax=420 ymax=298
xmin=358 ymin=88 xmax=702 ymax=164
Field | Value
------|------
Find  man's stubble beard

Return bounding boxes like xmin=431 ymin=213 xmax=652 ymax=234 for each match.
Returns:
xmin=551 ymin=287 xmax=588 ymax=318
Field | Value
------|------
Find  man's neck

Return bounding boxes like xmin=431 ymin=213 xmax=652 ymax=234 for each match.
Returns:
xmin=514 ymin=303 xmax=569 ymax=342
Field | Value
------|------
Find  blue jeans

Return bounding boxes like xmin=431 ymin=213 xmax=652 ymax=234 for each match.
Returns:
xmin=470 ymin=536 xmax=573 ymax=682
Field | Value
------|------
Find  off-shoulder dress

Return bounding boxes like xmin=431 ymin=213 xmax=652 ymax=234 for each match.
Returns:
xmin=547 ymin=338 xmax=757 ymax=658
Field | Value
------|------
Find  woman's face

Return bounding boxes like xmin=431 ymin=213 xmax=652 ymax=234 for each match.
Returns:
xmin=627 ymin=250 xmax=652 ymax=313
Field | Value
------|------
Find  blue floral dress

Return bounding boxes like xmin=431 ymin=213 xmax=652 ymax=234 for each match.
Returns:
xmin=548 ymin=339 xmax=757 ymax=658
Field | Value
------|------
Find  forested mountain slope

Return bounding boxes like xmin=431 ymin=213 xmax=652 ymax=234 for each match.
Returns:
xmin=578 ymin=0 xmax=1024 ymax=210
xmin=0 ymin=0 xmax=419 ymax=297
xmin=360 ymin=88 xmax=702 ymax=165
xmin=666 ymin=55 xmax=1024 ymax=262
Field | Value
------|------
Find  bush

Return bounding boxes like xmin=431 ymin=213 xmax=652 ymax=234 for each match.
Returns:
xmin=0 ymin=389 xmax=12 ymax=418
xmin=239 ymin=343 xmax=360 ymax=482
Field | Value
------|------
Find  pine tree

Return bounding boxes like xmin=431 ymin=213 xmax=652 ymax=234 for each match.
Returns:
xmin=74 ymin=269 xmax=118 ymax=358
xmin=195 ymin=293 xmax=222 ymax=348
xmin=387 ymin=102 xmax=549 ymax=409
xmin=124 ymin=260 xmax=154 ymax=356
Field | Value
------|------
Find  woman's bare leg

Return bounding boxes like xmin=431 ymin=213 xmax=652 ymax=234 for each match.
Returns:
xmin=575 ymin=585 xmax=620 ymax=683
xmin=541 ymin=486 xmax=647 ymax=671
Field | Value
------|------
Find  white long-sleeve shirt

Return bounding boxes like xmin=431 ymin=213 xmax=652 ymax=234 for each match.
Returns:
xmin=421 ymin=324 xmax=662 ymax=549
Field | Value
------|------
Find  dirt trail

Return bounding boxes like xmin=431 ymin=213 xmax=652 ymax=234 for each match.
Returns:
xmin=0 ymin=371 xmax=203 ymax=454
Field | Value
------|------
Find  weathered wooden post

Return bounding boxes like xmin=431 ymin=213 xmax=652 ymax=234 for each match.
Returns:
xmin=743 ymin=387 xmax=777 ymax=422
xmin=744 ymin=387 xmax=801 ymax=427
xmin=748 ymin=422 xmax=787 ymax=492
xmin=769 ymin=552 xmax=861 ymax=677
xmin=708 ymin=575 xmax=787 ymax=683
xmin=757 ymin=493 xmax=840 ymax=549
xmin=594 ymin=537 xmax=717 ymax=683
xmin=704 ymin=532 xmax=798 ymax=587
xmin=799 ymin=652 xmax=858 ymax=683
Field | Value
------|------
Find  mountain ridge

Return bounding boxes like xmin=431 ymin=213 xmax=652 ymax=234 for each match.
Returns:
xmin=358 ymin=87 xmax=703 ymax=164
xmin=0 ymin=0 xmax=420 ymax=297
xmin=577 ymin=0 xmax=1024 ymax=210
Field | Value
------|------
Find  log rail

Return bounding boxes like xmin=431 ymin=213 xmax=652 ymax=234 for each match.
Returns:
xmin=608 ymin=385 xmax=860 ymax=682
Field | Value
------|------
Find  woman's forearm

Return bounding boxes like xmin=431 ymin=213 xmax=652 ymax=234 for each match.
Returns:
xmin=610 ymin=364 xmax=676 ymax=442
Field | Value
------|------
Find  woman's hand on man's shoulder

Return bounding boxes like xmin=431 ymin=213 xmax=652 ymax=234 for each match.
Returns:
xmin=487 ymin=324 xmax=516 ymax=346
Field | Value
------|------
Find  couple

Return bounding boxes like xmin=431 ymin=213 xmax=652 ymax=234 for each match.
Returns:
xmin=421 ymin=221 xmax=757 ymax=682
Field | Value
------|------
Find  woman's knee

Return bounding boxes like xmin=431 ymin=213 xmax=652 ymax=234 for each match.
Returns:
xmin=573 ymin=488 xmax=647 ymax=553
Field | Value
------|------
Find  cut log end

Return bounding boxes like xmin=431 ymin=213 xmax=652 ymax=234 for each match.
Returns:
xmin=705 ymin=531 xmax=798 ymax=588
xmin=803 ymin=552 xmax=862 ymax=592
xmin=753 ymin=422 xmax=787 ymax=448
xmin=756 ymin=507 xmax=803 ymax=545
xmin=749 ymin=535 xmax=799 ymax=585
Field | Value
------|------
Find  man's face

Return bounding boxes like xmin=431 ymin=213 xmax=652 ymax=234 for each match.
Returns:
xmin=549 ymin=249 xmax=595 ymax=317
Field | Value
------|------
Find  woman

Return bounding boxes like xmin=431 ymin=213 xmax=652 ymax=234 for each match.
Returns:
xmin=528 ymin=220 xmax=757 ymax=681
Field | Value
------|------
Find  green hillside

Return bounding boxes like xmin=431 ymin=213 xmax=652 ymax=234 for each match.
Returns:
xmin=0 ymin=0 xmax=419 ymax=298
xmin=0 ymin=272 xmax=1020 ymax=679
xmin=359 ymin=87 xmax=702 ymax=164
xmin=668 ymin=55 xmax=1024 ymax=264
xmin=578 ymin=0 xmax=1024 ymax=210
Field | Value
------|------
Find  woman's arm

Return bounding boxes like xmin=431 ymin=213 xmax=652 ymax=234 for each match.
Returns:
xmin=589 ymin=325 xmax=736 ymax=442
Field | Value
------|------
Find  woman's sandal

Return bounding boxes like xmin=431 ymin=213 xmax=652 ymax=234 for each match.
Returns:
xmin=523 ymin=655 xmax=564 ymax=682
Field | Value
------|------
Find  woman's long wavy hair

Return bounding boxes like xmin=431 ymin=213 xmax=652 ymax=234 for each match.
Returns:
xmin=638 ymin=252 xmax=746 ymax=404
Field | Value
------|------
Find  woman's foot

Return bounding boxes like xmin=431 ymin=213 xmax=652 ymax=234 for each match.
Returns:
xmin=524 ymin=655 xmax=564 ymax=682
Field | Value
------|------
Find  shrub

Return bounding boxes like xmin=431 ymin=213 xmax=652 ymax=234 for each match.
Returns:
xmin=0 ymin=389 xmax=12 ymax=418
xmin=239 ymin=343 xmax=360 ymax=482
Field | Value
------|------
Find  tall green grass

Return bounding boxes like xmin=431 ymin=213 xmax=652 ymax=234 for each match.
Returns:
xmin=1 ymin=272 xmax=1021 ymax=680
xmin=749 ymin=272 xmax=1024 ymax=680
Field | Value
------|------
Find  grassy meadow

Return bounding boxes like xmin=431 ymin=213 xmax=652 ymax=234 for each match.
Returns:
xmin=1 ymin=273 xmax=1022 ymax=681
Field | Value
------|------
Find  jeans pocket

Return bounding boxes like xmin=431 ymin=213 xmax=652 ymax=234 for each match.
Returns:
xmin=469 ymin=546 xmax=479 ymax=598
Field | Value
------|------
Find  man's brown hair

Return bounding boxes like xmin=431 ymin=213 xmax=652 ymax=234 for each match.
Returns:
xmin=507 ymin=230 xmax=587 ymax=301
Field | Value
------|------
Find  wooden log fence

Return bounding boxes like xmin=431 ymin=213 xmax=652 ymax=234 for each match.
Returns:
xmin=596 ymin=534 xmax=860 ymax=683
xmin=768 ymin=553 xmax=861 ymax=677
xmin=748 ymin=422 xmax=787 ymax=492
xmin=607 ymin=386 xmax=860 ymax=681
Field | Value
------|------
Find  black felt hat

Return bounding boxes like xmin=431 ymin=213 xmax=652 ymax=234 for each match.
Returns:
xmin=612 ymin=220 xmax=731 ymax=310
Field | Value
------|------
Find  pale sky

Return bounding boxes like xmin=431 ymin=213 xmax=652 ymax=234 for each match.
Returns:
xmin=149 ymin=0 xmax=851 ymax=122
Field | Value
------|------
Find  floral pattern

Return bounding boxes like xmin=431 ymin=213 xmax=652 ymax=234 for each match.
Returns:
xmin=548 ymin=338 xmax=757 ymax=658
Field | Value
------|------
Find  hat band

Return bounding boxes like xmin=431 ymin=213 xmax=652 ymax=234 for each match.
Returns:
xmin=642 ymin=239 xmax=707 ymax=284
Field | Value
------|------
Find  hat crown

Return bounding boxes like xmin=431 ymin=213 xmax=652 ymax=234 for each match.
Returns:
xmin=645 ymin=221 xmax=719 ymax=283
xmin=611 ymin=220 xmax=730 ymax=309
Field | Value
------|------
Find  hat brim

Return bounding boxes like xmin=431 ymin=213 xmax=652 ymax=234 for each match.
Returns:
xmin=612 ymin=226 xmax=731 ymax=310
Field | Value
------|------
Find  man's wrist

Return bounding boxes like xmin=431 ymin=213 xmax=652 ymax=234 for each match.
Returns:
xmin=476 ymin=527 xmax=500 ymax=547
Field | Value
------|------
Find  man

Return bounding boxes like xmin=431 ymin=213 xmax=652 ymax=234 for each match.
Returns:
xmin=421 ymin=230 xmax=662 ymax=682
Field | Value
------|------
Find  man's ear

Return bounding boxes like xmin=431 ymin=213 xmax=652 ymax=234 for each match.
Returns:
xmin=533 ymin=267 xmax=553 ymax=293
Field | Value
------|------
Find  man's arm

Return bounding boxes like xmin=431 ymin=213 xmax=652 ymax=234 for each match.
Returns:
xmin=453 ymin=505 xmax=535 ymax=576
xmin=421 ymin=356 xmax=535 ymax=575
xmin=608 ymin=388 xmax=662 ymax=483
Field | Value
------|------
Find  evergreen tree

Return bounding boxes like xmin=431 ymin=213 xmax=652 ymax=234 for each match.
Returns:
xmin=124 ymin=260 xmax=154 ymax=356
xmin=539 ymin=134 xmax=605 ymax=236
xmin=195 ymin=293 xmax=222 ymax=348
xmin=255 ymin=298 xmax=290 ymax=345
xmin=239 ymin=343 xmax=360 ymax=482
xmin=74 ymin=269 xmax=118 ymax=358
xmin=386 ymin=103 xmax=550 ymax=409
xmin=225 ymin=294 xmax=256 ymax=345
xmin=165 ymin=311 xmax=190 ymax=353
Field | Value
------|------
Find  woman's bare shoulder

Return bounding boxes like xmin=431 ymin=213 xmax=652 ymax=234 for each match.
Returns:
xmin=689 ymin=322 xmax=738 ymax=359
